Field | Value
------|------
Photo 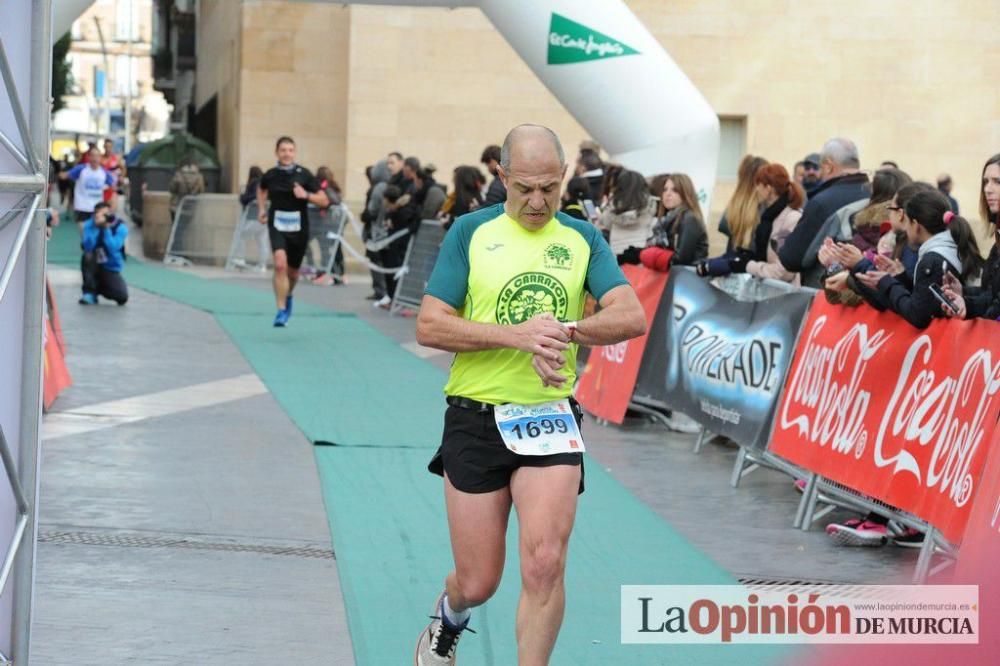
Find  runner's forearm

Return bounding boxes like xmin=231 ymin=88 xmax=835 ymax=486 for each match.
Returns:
xmin=308 ymin=190 xmax=329 ymax=208
xmin=256 ymin=188 xmax=267 ymax=217
xmin=416 ymin=311 xmax=515 ymax=353
xmin=572 ymin=297 xmax=646 ymax=347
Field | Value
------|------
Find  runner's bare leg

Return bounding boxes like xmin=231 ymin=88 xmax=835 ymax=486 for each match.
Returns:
xmin=273 ymin=249 xmax=290 ymax=310
xmin=510 ymin=464 xmax=581 ymax=665
xmin=443 ymin=473 xmax=512 ymax=612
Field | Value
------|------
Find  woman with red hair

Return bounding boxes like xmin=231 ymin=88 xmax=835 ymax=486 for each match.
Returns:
xmin=744 ymin=163 xmax=806 ymax=284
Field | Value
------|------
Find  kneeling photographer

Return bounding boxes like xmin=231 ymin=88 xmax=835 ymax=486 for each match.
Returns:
xmin=79 ymin=201 xmax=128 ymax=306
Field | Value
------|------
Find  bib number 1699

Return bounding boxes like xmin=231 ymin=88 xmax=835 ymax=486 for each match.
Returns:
xmin=493 ymin=399 xmax=586 ymax=455
xmin=511 ymin=418 xmax=569 ymax=440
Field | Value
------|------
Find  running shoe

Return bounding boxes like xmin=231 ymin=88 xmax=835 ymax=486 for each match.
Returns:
xmin=665 ymin=411 xmax=701 ymax=434
xmin=825 ymin=519 xmax=887 ymax=547
xmin=285 ymin=295 xmax=294 ymax=316
xmin=891 ymin=528 xmax=925 ymax=548
xmin=415 ymin=592 xmax=470 ymax=666
xmin=273 ymin=309 xmax=290 ymax=327
xmin=312 ymin=274 xmax=334 ymax=286
xmin=374 ymin=295 xmax=392 ymax=309
xmin=78 ymin=293 xmax=97 ymax=305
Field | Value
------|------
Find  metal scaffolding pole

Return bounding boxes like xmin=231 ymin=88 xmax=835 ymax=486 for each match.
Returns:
xmin=0 ymin=0 xmax=50 ymax=663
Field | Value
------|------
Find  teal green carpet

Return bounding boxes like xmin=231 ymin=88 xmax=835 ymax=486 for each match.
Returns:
xmin=215 ymin=314 xmax=447 ymax=447
xmin=48 ymin=223 xmax=789 ymax=664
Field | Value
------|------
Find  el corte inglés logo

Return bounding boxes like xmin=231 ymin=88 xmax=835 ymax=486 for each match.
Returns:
xmin=547 ymin=13 xmax=640 ymax=65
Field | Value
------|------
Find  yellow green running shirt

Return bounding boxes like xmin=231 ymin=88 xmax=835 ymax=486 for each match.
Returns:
xmin=425 ymin=203 xmax=628 ymax=405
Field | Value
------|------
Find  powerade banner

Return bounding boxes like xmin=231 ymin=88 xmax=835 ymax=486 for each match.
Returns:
xmin=769 ymin=298 xmax=1000 ymax=543
xmin=636 ymin=269 xmax=813 ymax=450
xmin=575 ymin=264 xmax=668 ymax=424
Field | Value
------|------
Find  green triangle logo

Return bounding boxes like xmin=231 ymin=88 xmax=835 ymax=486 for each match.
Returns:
xmin=547 ymin=13 xmax=640 ymax=65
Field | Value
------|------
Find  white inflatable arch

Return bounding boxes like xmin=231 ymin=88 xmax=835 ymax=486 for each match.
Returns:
xmin=331 ymin=0 xmax=720 ymax=208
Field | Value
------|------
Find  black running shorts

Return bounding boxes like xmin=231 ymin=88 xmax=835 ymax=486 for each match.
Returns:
xmin=268 ymin=224 xmax=309 ymax=269
xmin=428 ymin=399 xmax=585 ymax=494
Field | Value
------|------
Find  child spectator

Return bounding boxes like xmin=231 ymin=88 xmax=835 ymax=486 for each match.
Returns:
xmin=597 ymin=169 xmax=658 ymax=259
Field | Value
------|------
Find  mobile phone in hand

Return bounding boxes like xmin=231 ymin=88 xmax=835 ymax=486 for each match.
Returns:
xmin=929 ymin=282 xmax=959 ymax=315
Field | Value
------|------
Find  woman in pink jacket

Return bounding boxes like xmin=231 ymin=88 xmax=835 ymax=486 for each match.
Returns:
xmin=746 ymin=163 xmax=805 ymax=284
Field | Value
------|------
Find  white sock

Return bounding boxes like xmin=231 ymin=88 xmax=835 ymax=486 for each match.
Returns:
xmin=441 ymin=594 xmax=471 ymax=629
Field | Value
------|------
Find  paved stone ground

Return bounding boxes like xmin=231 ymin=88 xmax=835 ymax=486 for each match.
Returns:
xmin=34 ymin=266 xmax=354 ymax=665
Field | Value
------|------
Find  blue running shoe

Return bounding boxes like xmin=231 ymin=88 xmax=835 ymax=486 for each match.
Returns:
xmin=78 ymin=293 xmax=97 ymax=305
xmin=273 ymin=309 xmax=290 ymax=327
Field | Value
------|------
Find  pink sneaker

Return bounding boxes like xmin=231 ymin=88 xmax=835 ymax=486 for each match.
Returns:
xmin=891 ymin=528 xmax=925 ymax=548
xmin=312 ymin=274 xmax=334 ymax=286
xmin=826 ymin=519 xmax=888 ymax=547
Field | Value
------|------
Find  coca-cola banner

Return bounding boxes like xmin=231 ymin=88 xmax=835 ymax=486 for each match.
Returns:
xmin=639 ymin=268 xmax=814 ymax=450
xmin=575 ymin=264 xmax=669 ymax=424
xmin=769 ymin=297 xmax=1000 ymax=543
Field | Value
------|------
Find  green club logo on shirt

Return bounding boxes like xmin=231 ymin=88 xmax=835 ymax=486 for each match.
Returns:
xmin=543 ymin=243 xmax=573 ymax=270
xmin=496 ymin=272 xmax=569 ymax=325
xmin=547 ymin=13 xmax=640 ymax=65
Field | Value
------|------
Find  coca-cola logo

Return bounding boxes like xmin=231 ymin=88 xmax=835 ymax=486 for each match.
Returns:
xmin=779 ymin=316 xmax=889 ymax=455
xmin=874 ymin=343 xmax=1000 ymax=507
xmin=780 ymin=315 xmax=1000 ymax=508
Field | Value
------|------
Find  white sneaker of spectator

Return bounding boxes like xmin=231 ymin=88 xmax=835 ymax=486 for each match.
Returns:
xmin=665 ymin=411 xmax=701 ymax=434
xmin=373 ymin=295 xmax=392 ymax=309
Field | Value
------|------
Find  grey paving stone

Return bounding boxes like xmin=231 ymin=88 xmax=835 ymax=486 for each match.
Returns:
xmin=36 ymin=269 xmax=353 ymax=665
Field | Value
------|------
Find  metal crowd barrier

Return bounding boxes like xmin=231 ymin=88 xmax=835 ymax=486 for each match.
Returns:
xmin=225 ymin=201 xmax=271 ymax=271
xmin=709 ymin=272 xmax=800 ymax=302
xmin=391 ymin=219 xmax=446 ymax=314
xmin=163 ymin=194 xmax=242 ymax=267
xmin=303 ymin=204 xmax=349 ymax=276
xmin=223 ymin=202 xmax=350 ymax=275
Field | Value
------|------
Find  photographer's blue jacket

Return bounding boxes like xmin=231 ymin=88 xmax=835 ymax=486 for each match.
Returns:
xmin=81 ymin=218 xmax=128 ymax=273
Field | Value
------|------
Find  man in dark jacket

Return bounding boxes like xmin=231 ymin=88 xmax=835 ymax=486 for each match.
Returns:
xmin=778 ymin=138 xmax=870 ymax=286
xmin=387 ymin=151 xmax=412 ymax=193
xmin=481 ymin=144 xmax=506 ymax=206
xmin=577 ymin=150 xmax=604 ymax=203
xmin=378 ymin=184 xmax=421 ymax=306
xmin=401 ymin=156 xmax=420 ymax=195
xmin=801 ymin=152 xmax=823 ymax=196
xmin=937 ymin=174 xmax=959 ymax=213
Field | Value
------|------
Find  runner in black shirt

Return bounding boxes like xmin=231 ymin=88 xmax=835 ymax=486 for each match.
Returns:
xmin=257 ymin=136 xmax=328 ymax=327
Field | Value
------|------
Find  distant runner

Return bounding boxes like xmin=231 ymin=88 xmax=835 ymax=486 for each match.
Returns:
xmin=257 ymin=136 xmax=329 ymax=327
